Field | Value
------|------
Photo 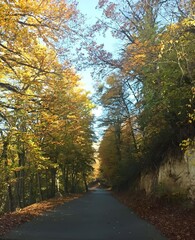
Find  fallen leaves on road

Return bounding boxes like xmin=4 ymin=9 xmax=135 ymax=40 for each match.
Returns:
xmin=114 ymin=191 xmax=195 ymax=240
xmin=0 ymin=194 xmax=81 ymax=237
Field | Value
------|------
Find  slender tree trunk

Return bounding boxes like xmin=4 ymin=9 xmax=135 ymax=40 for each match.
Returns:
xmin=29 ymin=174 xmax=34 ymax=204
xmin=1 ymin=140 xmax=14 ymax=212
xmin=83 ymin=173 xmax=88 ymax=192
xmin=62 ymin=165 xmax=67 ymax=194
xmin=65 ymin=167 xmax=69 ymax=193
xmin=114 ymin=123 xmax=122 ymax=162
xmin=37 ymin=173 xmax=43 ymax=201
xmin=128 ymin=118 xmax=138 ymax=151
xmin=15 ymin=171 xmax=21 ymax=208
xmin=45 ymin=170 xmax=50 ymax=199
xmin=7 ymin=183 xmax=14 ymax=212
xmin=50 ymin=168 xmax=56 ymax=197
xmin=121 ymin=93 xmax=139 ymax=151
xmin=71 ymin=171 xmax=75 ymax=193
xmin=17 ymin=148 xmax=26 ymax=208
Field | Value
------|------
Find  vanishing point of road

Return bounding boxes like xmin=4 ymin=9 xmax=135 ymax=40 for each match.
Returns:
xmin=3 ymin=188 xmax=167 ymax=240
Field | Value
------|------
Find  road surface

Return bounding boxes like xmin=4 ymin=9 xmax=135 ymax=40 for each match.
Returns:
xmin=3 ymin=188 xmax=166 ymax=240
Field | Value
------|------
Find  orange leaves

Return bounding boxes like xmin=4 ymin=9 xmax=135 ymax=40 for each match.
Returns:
xmin=0 ymin=194 xmax=82 ymax=236
xmin=0 ymin=0 xmax=95 ymax=215
xmin=123 ymin=39 xmax=158 ymax=74
xmin=0 ymin=0 xmax=78 ymax=86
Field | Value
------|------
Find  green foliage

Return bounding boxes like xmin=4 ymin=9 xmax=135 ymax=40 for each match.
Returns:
xmin=97 ymin=1 xmax=195 ymax=190
xmin=0 ymin=0 xmax=95 ymax=214
xmin=99 ymin=122 xmax=141 ymax=189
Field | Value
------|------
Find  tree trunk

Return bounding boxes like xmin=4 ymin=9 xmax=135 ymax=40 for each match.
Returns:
xmin=114 ymin=123 xmax=122 ymax=162
xmin=1 ymin=140 xmax=14 ymax=212
xmin=62 ymin=165 xmax=67 ymax=194
xmin=17 ymin=148 xmax=26 ymax=208
xmin=37 ymin=173 xmax=43 ymax=201
xmin=83 ymin=173 xmax=88 ymax=192
xmin=45 ymin=170 xmax=50 ymax=199
xmin=65 ymin=167 xmax=69 ymax=193
xmin=29 ymin=174 xmax=35 ymax=204
xmin=50 ymin=168 xmax=56 ymax=197
xmin=7 ymin=183 xmax=14 ymax=212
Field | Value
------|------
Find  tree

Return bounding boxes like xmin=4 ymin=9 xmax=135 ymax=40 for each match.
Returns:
xmin=95 ymin=0 xmax=195 ymax=189
xmin=98 ymin=74 xmax=141 ymax=188
xmin=0 ymin=0 xmax=95 ymax=214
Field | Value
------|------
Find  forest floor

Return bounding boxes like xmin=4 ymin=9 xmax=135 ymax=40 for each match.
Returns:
xmin=0 ymin=194 xmax=81 ymax=237
xmin=114 ymin=191 xmax=195 ymax=240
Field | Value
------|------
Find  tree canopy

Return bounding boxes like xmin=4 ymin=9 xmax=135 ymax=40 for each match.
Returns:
xmin=0 ymin=0 xmax=195 ymax=213
xmin=0 ymin=0 xmax=95 ymax=214
xmin=94 ymin=0 xmax=195 ymax=189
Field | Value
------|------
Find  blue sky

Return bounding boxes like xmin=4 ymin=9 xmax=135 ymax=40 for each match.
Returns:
xmin=76 ymin=1 xmax=107 ymax=134
xmin=77 ymin=0 xmax=118 ymax=51
xmin=77 ymin=0 xmax=119 ymax=94
xmin=76 ymin=1 xmax=121 ymax=136
xmin=77 ymin=0 xmax=100 ymax=93
xmin=77 ymin=0 xmax=100 ymax=22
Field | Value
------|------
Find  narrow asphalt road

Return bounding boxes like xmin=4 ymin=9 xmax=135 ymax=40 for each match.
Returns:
xmin=3 ymin=188 xmax=166 ymax=240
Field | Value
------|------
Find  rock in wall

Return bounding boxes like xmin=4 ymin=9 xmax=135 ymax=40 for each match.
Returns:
xmin=140 ymin=171 xmax=157 ymax=195
xmin=184 ymin=146 xmax=195 ymax=199
xmin=139 ymin=145 xmax=195 ymax=199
